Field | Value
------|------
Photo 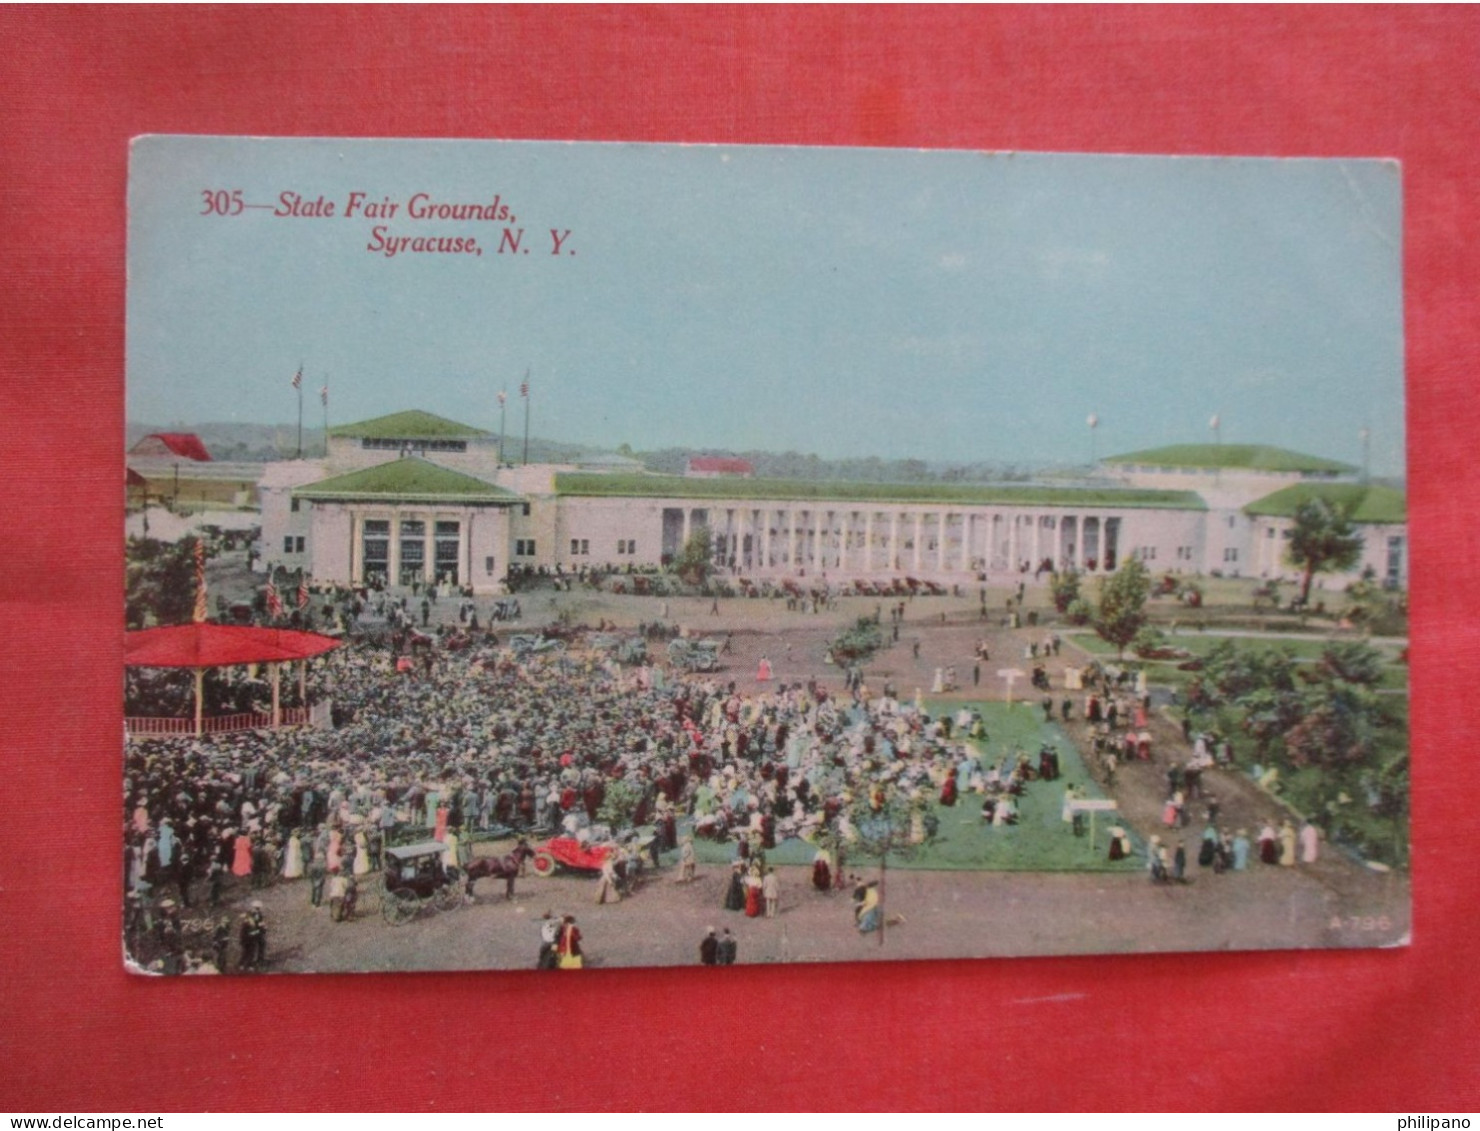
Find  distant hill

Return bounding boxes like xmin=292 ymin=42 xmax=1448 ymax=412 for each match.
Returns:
xmin=129 ymin=420 xmax=1068 ymax=484
xmin=126 ymin=421 xmax=606 ymax=465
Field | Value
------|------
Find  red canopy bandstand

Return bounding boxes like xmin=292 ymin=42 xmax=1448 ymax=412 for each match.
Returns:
xmin=124 ymin=623 xmax=341 ymax=737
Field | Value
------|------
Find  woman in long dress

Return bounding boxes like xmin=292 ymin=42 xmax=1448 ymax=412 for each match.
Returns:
xmin=812 ymin=847 xmax=832 ymax=892
xmin=232 ymin=831 xmax=253 ymax=878
xmin=1299 ymin=821 xmax=1320 ymax=864
xmin=353 ymin=829 xmax=371 ymax=876
xmin=723 ymin=862 xmax=746 ymax=911
xmin=282 ymin=832 xmax=305 ymax=880
xmin=756 ymin=656 xmax=772 ymax=681
xmin=855 ymin=882 xmax=881 ymax=933
xmin=744 ymin=867 xmax=763 ymax=918
xmin=1279 ymin=821 xmax=1297 ymax=866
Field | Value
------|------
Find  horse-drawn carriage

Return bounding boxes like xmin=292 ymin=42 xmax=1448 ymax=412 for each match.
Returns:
xmin=379 ymin=842 xmax=465 ymax=926
xmin=668 ymin=637 xmax=721 ymax=672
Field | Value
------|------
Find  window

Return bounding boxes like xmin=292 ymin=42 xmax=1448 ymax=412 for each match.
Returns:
xmin=515 ymin=539 xmax=536 ymax=557
xmin=521 ymin=503 xmax=531 ymax=517
xmin=1227 ymin=515 xmax=1236 ymax=528
xmin=485 ymin=556 xmax=495 ymax=575
xmin=399 ymin=519 xmax=426 ymax=585
xmin=1223 ymin=547 xmax=1239 ymax=563
xmin=570 ymin=539 xmax=589 ymax=556
xmin=361 ymin=437 xmax=467 ymax=453
xmin=363 ymin=520 xmax=390 ymax=582
xmin=295 ymin=536 xmax=305 ymax=553
xmin=617 ymin=539 xmax=636 ymax=555
xmin=434 ymin=521 xmax=460 ymax=584
xmin=283 ymin=536 xmax=294 ymax=554
xmin=290 ymin=498 xmax=300 ymax=512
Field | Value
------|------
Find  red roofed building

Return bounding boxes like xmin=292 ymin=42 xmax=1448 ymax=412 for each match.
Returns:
xmin=130 ymin=432 xmax=213 ymax=462
xmin=685 ymin=456 xmax=754 ymax=479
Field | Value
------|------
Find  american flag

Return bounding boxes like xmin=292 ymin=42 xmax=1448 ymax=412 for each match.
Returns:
xmin=297 ymin=578 xmax=309 ymax=609
xmin=192 ymin=538 xmax=207 ymax=623
xmin=266 ymin=580 xmax=284 ymax=618
xmin=291 ymin=366 xmax=302 ymax=390
xmin=319 ymin=384 xmax=328 ymax=407
xmin=520 ymin=380 xmax=529 ymax=398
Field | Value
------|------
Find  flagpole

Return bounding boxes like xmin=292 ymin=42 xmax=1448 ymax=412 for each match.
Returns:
xmin=522 ymin=368 xmax=531 ymax=466
xmin=297 ymin=380 xmax=303 ymax=458
xmin=498 ymin=390 xmax=507 ymax=466
xmin=321 ymin=378 xmax=330 ymax=457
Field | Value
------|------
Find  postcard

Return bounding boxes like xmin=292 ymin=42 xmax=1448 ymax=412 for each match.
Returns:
xmin=124 ymin=137 xmax=1408 ymax=973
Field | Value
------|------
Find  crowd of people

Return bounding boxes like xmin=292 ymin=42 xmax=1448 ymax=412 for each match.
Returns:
xmin=123 ymin=620 xmax=1106 ymax=970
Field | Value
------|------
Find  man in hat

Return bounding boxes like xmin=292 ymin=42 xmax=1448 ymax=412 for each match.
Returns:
xmin=699 ymin=927 xmax=719 ymax=966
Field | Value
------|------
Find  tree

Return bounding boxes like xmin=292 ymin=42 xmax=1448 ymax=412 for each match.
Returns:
xmin=1286 ymin=498 xmax=1364 ymax=605
xmin=125 ymin=536 xmax=198 ymax=629
xmin=1093 ymin=558 xmax=1151 ymax=659
xmin=671 ymin=526 xmax=713 ymax=586
xmin=1049 ymin=569 xmax=1081 ymax=614
xmin=844 ymin=781 xmax=937 ymax=947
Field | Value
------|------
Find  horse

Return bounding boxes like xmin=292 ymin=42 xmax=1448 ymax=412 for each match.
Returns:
xmin=462 ymin=840 xmax=535 ymax=901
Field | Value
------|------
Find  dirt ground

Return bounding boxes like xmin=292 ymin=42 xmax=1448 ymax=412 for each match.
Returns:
xmin=185 ymin=572 xmax=1410 ymax=973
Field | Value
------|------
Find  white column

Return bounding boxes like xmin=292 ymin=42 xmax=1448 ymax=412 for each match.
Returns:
xmin=763 ymin=509 xmax=772 ymax=570
xmin=788 ymin=509 xmax=797 ymax=568
xmin=1033 ymin=515 xmax=1043 ymax=570
xmin=389 ymin=511 xmax=402 ymax=583
xmin=961 ymin=513 xmax=972 ymax=572
xmin=864 ymin=511 xmax=875 ymax=572
xmin=349 ymin=510 xmax=361 ymax=583
xmin=1057 ymin=515 xmax=1067 ymax=569
xmin=681 ymin=507 xmax=692 ymax=548
xmin=889 ymin=511 xmax=900 ymax=571
xmin=1009 ymin=513 xmax=1020 ymax=572
xmin=912 ymin=512 xmax=922 ymax=572
xmin=838 ymin=511 xmax=849 ymax=572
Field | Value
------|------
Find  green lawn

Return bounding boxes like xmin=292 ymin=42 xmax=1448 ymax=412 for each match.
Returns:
xmin=686 ymin=700 xmax=1141 ymax=873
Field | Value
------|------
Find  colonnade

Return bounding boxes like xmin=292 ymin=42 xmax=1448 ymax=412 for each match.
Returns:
xmin=675 ymin=504 xmax=1121 ymax=576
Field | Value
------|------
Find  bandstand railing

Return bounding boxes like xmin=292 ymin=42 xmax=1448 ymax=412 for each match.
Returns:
xmin=125 ymin=700 xmax=330 ymax=738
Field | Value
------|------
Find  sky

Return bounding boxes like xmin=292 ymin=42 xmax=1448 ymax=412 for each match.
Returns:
xmin=127 ymin=137 xmax=1406 ymax=477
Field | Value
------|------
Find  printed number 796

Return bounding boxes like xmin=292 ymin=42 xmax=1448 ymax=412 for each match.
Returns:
xmin=200 ymin=189 xmax=245 ymax=216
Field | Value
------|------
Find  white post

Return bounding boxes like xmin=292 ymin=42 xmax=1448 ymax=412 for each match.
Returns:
xmin=193 ymin=668 xmax=204 ymax=737
xmin=997 ymin=668 xmax=1025 ymax=705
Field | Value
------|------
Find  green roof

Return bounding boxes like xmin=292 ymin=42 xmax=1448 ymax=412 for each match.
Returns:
xmin=553 ymin=473 xmax=1206 ymax=510
xmin=294 ymin=458 xmax=520 ymax=504
xmin=329 ymin=410 xmax=490 ymax=440
xmin=1104 ymin=444 xmax=1355 ymax=474
xmin=1244 ymin=482 xmax=1407 ymax=524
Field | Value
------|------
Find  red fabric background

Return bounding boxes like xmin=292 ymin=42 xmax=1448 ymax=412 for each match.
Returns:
xmin=2 ymin=6 xmax=1476 ymax=1112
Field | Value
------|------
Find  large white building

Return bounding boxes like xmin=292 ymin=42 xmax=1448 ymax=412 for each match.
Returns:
xmin=259 ymin=410 xmax=1407 ymax=594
